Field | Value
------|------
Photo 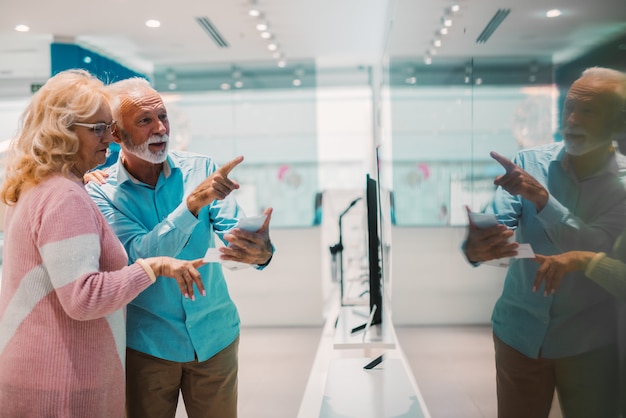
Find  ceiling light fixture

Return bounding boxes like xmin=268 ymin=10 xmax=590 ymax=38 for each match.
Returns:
xmin=14 ymin=24 xmax=29 ymax=32
xmin=248 ymin=0 xmax=261 ymax=16
xmin=145 ymin=19 xmax=161 ymax=28
xmin=247 ymin=6 xmax=287 ymax=68
xmin=546 ymin=9 xmax=562 ymax=18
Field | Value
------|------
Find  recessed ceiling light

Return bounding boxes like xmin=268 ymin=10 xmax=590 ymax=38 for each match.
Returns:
xmin=15 ymin=24 xmax=30 ymax=32
xmin=440 ymin=27 xmax=449 ymax=35
xmin=267 ymin=43 xmax=278 ymax=51
xmin=277 ymin=60 xmax=287 ymax=68
xmin=145 ymin=19 xmax=161 ymax=28
xmin=256 ymin=22 xmax=268 ymax=31
xmin=546 ymin=9 xmax=562 ymax=18
xmin=248 ymin=9 xmax=261 ymax=17
xmin=260 ymin=31 xmax=272 ymax=39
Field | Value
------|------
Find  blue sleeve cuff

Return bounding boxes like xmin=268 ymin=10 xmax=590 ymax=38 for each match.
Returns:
xmin=170 ymin=202 xmax=200 ymax=235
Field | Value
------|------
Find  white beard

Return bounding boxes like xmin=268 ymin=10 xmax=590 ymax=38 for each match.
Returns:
xmin=123 ymin=134 xmax=169 ymax=164
xmin=562 ymin=127 xmax=612 ymax=156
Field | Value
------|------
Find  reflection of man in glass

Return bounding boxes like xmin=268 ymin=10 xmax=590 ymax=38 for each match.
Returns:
xmin=463 ymin=67 xmax=626 ymax=418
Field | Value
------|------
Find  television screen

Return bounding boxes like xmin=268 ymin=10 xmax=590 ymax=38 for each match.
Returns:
xmin=366 ymin=173 xmax=383 ymax=325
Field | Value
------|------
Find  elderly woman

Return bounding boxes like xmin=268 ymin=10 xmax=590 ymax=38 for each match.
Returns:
xmin=0 ymin=69 xmax=205 ymax=417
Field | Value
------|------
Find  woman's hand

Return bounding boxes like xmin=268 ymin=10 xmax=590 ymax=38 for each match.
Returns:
xmin=84 ymin=169 xmax=109 ymax=185
xmin=147 ymin=257 xmax=206 ymax=300
xmin=533 ymin=252 xmax=595 ymax=296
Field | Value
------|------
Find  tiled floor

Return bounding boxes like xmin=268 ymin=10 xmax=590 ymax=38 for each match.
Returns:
xmin=175 ymin=325 xmax=563 ymax=418
xmin=396 ymin=325 xmax=562 ymax=418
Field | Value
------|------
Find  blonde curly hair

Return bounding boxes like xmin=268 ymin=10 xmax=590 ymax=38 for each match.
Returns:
xmin=0 ymin=69 xmax=111 ymax=204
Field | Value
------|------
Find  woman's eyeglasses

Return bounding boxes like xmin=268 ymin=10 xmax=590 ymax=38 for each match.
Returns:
xmin=73 ymin=121 xmax=115 ymax=137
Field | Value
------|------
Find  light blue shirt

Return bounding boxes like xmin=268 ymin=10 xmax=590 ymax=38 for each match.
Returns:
xmin=488 ymin=142 xmax=626 ymax=359
xmin=86 ymin=150 xmax=243 ymax=362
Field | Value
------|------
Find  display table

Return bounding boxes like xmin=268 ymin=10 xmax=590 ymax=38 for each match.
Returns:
xmin=297 ymin=305 xmax=431 ymax=418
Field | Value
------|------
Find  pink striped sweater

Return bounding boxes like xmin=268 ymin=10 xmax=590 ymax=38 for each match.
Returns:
xmin=0 ymin=175 xmax=153 ymax=418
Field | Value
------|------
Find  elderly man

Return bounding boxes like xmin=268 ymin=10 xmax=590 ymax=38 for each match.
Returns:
xmin=464 ymin=67 xmax=626 ymax=418
xmin=86 ymin=77 xmax=274 ymax=418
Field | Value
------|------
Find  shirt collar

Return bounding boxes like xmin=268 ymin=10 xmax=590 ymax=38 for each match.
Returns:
xmin=559 ymin=142 xmax=619 ymax=176
xmin=117 ymin=154 xmax=174 ymax=186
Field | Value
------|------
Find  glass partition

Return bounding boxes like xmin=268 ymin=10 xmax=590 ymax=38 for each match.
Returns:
xmin=382 ymin=0 xmax=626 ymax=228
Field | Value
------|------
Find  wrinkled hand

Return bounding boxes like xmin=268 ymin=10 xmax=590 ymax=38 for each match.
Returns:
xmin=187 ymin=156 xmax=244 ymax=217
xmin=533 ymin=252 xmax=595 ymax=296
xmin=84 ymin=169 xmax=109 ymax=185
xmin=463 ymin=206 xmax=517 ymax=263
xmin=491 ymin=151 xmax=549 ymax=212
xmin=147 ymin=257 xmax=206 ymax=300
xmin=221 ymin=207 xmax=274 ymax=265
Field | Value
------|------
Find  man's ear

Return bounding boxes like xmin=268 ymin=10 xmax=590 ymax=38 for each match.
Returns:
xmin=111 ymin=127 xmax=123 ymax=144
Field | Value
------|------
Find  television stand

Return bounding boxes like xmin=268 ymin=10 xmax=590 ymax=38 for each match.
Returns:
xmin=334 ymin=306 xmax=394 ymax=349
xmin=350 ymin=304 xmax=378 ymax=334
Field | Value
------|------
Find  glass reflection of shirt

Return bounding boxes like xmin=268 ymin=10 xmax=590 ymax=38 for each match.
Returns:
xmin=86 ymin=150 xmax=243 ymax=362
xmin=488 ymin=142 xmax=626 ymax=359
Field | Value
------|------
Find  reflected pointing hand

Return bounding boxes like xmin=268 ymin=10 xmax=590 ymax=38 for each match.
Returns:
xmin=489 ymin=151 xmax=548 ymax=211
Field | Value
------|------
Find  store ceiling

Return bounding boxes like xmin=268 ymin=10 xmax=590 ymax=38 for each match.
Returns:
xmin=0 ymin=0 xmax=625 ymax=83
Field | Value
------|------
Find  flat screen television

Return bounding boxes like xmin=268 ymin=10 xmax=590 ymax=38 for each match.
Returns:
xmin=366 ymin=173 xmax=383 ymax=326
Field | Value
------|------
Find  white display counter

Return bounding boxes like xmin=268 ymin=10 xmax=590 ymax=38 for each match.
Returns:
xmin=297 ymin=304 xmax=431 ymax=418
